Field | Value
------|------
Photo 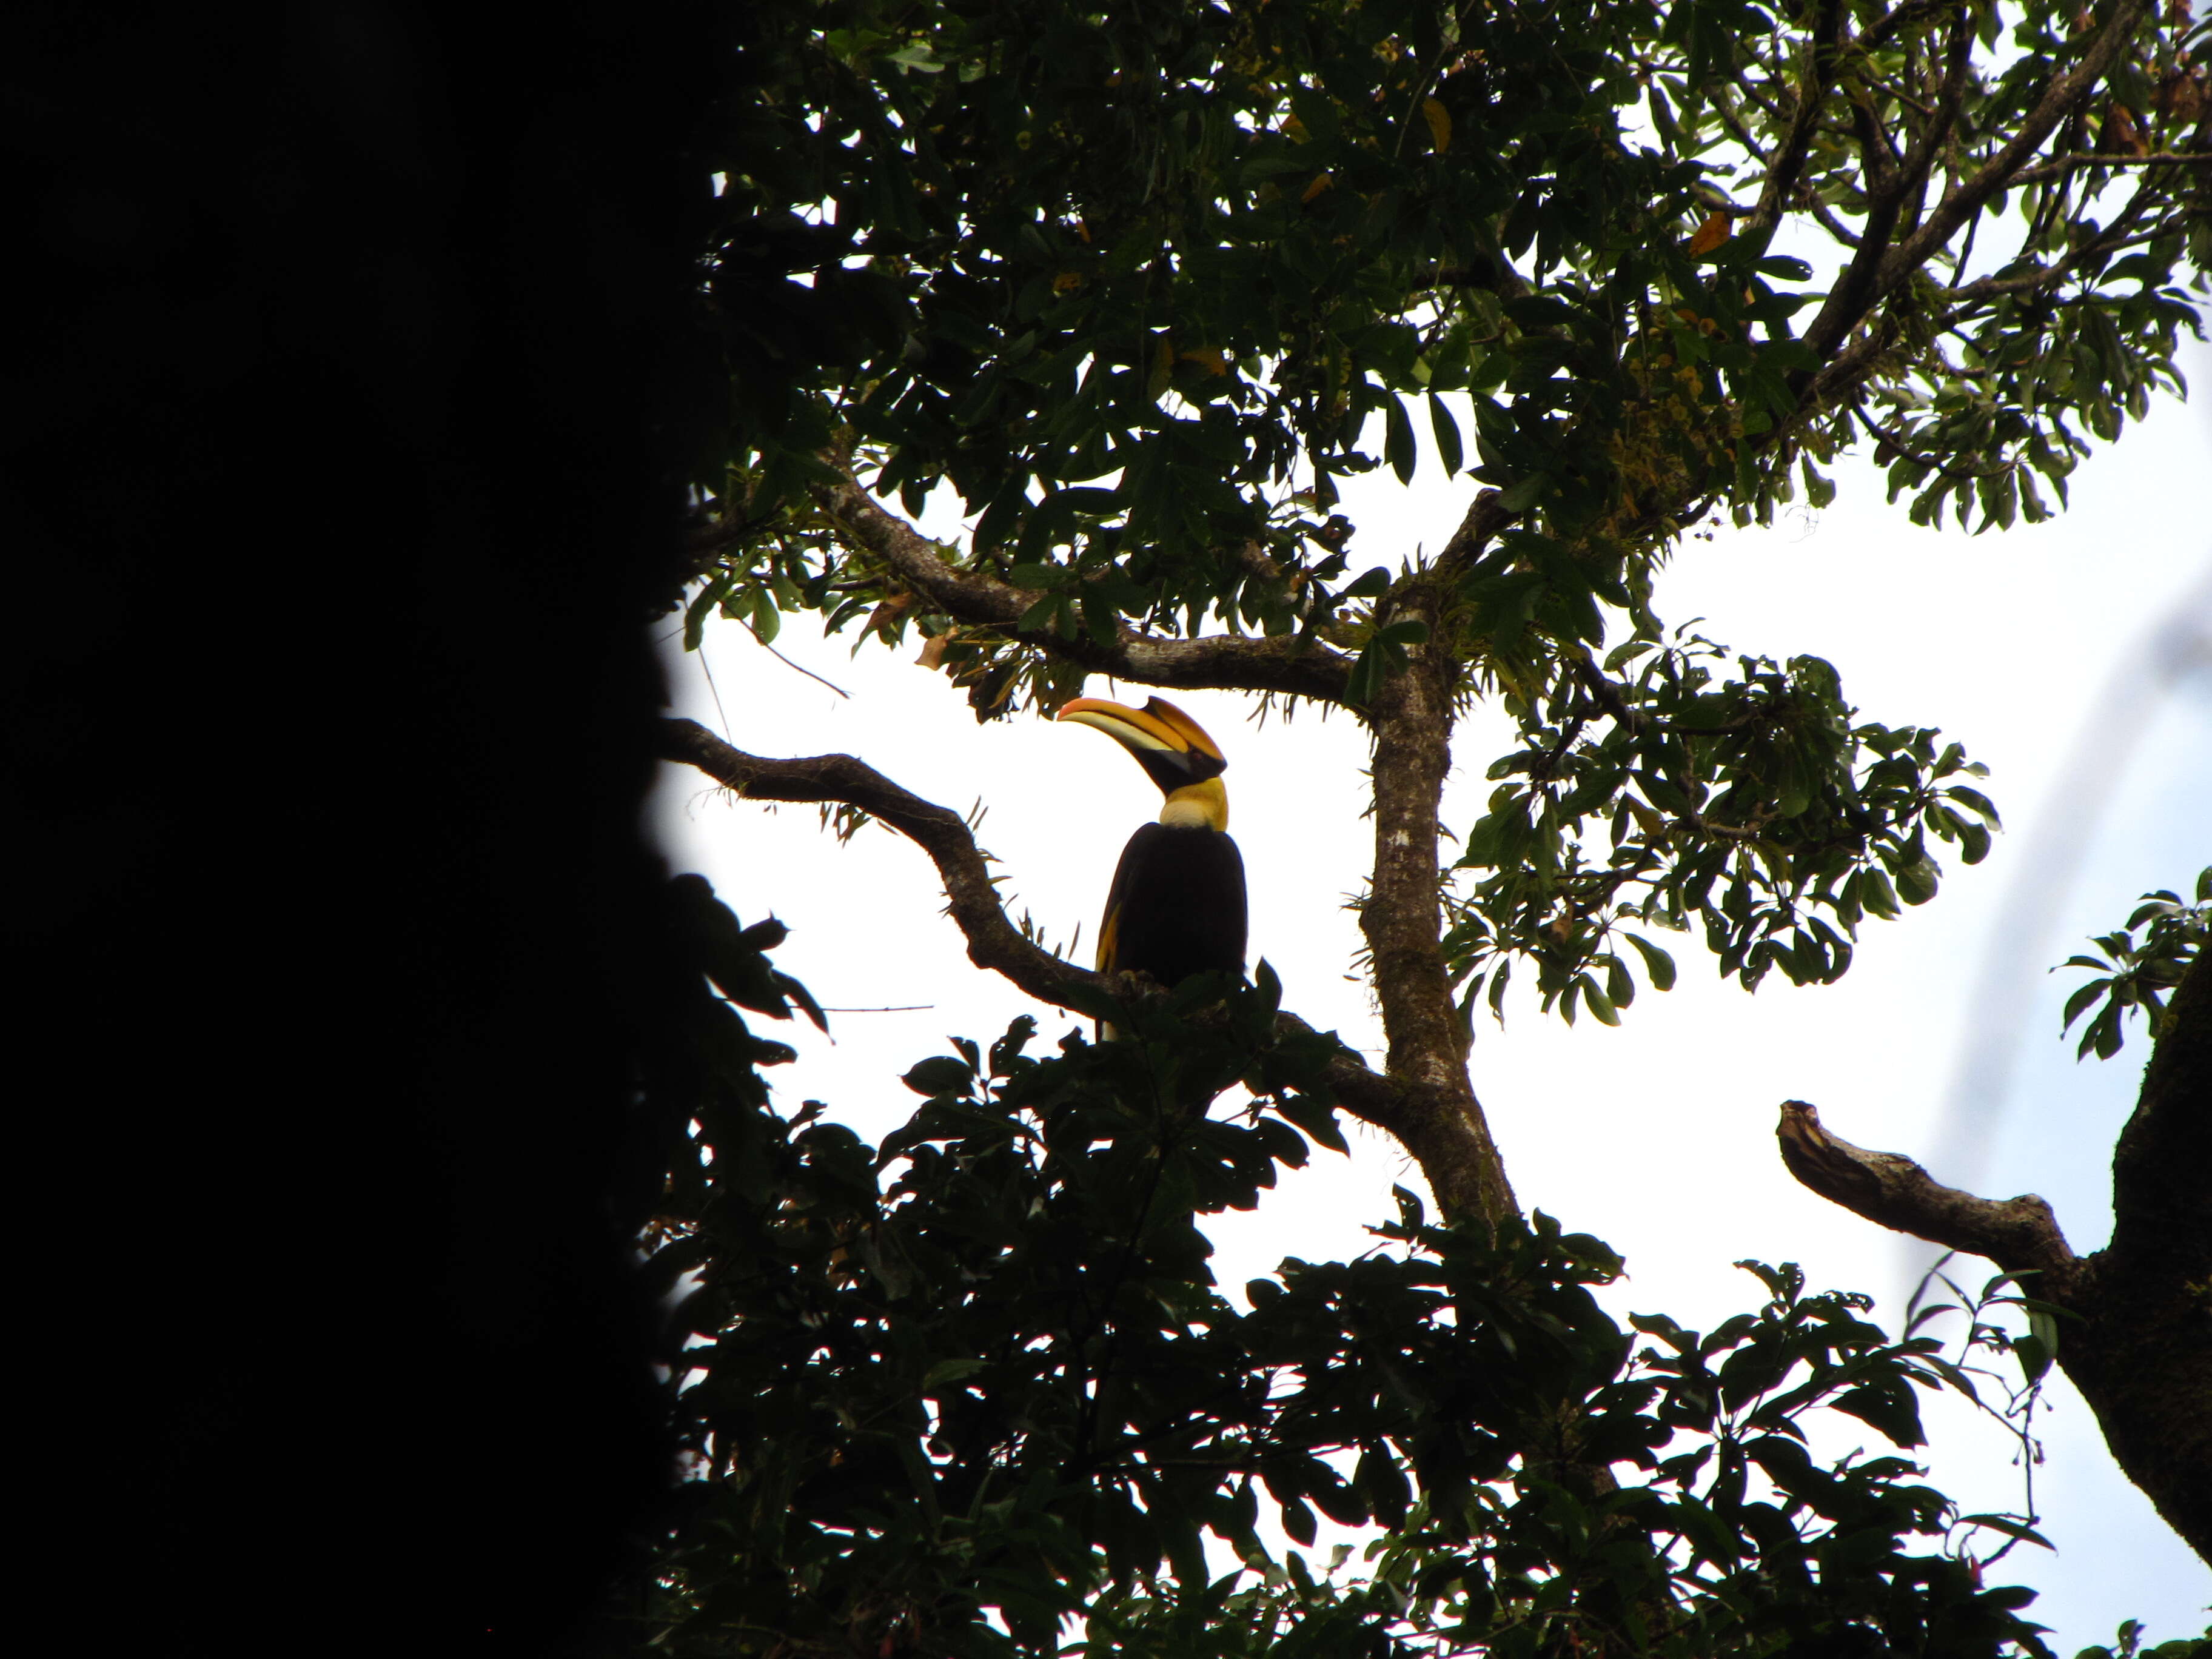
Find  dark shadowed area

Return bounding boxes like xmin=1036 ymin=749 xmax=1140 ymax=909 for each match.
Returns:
xmin=7 ymin=6 xmax=722 ymax=1649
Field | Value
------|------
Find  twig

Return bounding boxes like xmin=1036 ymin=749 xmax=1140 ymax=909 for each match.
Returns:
xmin=738 ymin=617 xmax=852 ymax=699
xmin=2009 ymin=150 xmax=2212 ymax=184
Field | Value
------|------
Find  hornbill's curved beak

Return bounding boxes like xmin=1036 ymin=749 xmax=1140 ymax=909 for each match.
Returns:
xmin=1054 ymin=695 xmax=1228 ymax=798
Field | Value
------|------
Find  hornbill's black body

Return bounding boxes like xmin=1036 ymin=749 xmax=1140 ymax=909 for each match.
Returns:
xmin=1097 ymin=821 xmax=1247 ymax=985
xmin=1055 ymin=695 xmax=1247 ymax=988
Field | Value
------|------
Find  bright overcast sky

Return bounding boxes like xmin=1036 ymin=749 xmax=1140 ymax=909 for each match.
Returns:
xmin=651 ymin=333 xmax=2211 ymax=1644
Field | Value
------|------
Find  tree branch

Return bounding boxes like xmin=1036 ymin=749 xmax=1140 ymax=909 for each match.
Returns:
xmin=656 ymin=716 xmax=1096 ymax=1009
xmin=1795 ymin=0 xmax=2153 ymax=367
xmin=811 ymin=469 xmax=1356 ymax=703
xmin=2110 ymin=938 xmax=2210 ymax=1289
xmin=1803 ymin=5 xmax=1971 ymax=360
xmin=1359 ymin=590 xmax=1518 ymax=1228
xmin=1749 ymin=0 xmax=1849 ymax=239
xmin=1879 ymin=0 xmax=2156 ymax=303
xmin=652 ymin=716 xmax=1415 ymax=1136
xmin=1773 ymin=1101 xmax=2077 ymax=1274
xmin=1430 ymin=487 xmax=1518 ymax=589
xmin=1776 ymin=942 xmax=2212 ymax=1566
xmin=2006 ymin=149 xmax=2212 ymax=186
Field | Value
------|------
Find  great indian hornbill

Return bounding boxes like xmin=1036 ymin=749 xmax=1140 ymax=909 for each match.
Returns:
xmin=1055 ymin=695 xmax=1248 ymax=987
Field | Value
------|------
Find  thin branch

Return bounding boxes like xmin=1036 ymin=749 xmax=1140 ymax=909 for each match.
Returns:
xmin=1797 ymin=0 xmax=2156 ymax=366
xmin=739 ymin=617 xmax=852 ymax=698
xmin=1805 ymin=5 xmax=1970 ymax=359
xmin=1942 ymin=203 xmax=2182 ymax=304
xmin=1800 ymin=187 xmax=1868 ymax=249
xmin=659 ymin=717 xmax=1094 ymax=1008
xmin=1880 ymin=0 xmax=2157 ymax=300
xmin=1858 ymin=0 xmax=1953 ymax=55
xmin=1429 ymin=487 xmax=1518 ymax=589
xmin=1894 ymin=6 xmax=1980 ymax=236
xmin=1568 ymin=653 xmax=1649 ymax=735
xmin=2007 ymin=149 xmax=2212 ymax=185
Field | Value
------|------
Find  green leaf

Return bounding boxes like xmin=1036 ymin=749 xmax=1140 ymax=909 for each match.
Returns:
xmin=2022 ymin=1307 xmax=2060 ymax=1382
xmin=1895 ymin=857 xmax=1940 ymax=907
xmin=1429 ymin=393 xmax=1464 ymax=477
xmin=749 ymin=586 xmax=783 ymax=645
xmin=1384 ymin=393 xmax=1417 ymax=484
xmin=1625 ymin=933 xmax=1678 ymax=991
xmin=921 ymin=1356 xmax=988 ymax=1392
xmin=1496 ymin=472 xmax=1550 ymax=514
xmin=902 ymin=1055 xmax=976 ymax=1096
xmin=1961 ymin=1512 xmax=2054 ymax=1550
xmin=1580 ymin=974 xmax=1620 ymax=1026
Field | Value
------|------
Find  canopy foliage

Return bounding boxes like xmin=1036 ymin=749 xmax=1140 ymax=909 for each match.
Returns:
xmin=624 ymin=880 xmax=2077 ymax=1657
xmin=623 ymin=0 xmax=2212 ymax=1651
xmin=698 ymin=0 xmax=2204 ymax=1021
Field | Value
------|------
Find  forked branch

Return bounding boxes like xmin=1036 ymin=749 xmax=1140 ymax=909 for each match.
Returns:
xmin=1798 ymin=0 xmax=2156 ymax=363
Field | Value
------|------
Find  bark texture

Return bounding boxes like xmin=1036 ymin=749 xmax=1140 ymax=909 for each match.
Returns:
xmin=1359 ymin=578 xmax=1517 ymax=1228
xmin=1777 ymin=945 xmax=2212 ymax=1566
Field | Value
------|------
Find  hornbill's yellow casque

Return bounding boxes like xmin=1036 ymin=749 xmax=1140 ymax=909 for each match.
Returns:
xmin=1055 ymin=695 xmax=1247 ymax=987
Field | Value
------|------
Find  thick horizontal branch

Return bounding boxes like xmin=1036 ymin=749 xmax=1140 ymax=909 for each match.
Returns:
xmin=813 ymin=471 xmax=1357 ymax=703
xmin=1774 ymin=1099 xmax=2077 ymax=1275
xmin=653 ymin=716 xmax=1411 ymax=1132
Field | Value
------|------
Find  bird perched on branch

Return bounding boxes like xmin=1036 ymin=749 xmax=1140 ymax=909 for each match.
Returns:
xmin=1055 ymin=695 xmax=1247 ymax=990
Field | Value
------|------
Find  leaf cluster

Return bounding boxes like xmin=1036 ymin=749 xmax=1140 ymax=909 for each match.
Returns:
xmin=698 ymin=0 xmax=2204 ymax=650
xmin=2070 ymin=1620 xmax=2212 ymax=1659
xmin=2056 ymin=866 xmax=2210 ymax=1060
xmin=618 ymin=877 xmax=2063 ymax=1659
xmin=1444 ymin=629 xmax=1998 ymax=1025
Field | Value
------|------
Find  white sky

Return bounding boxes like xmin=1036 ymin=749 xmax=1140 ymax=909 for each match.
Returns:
xmin=650 ymin=333 xmax=2211 ymax=1644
